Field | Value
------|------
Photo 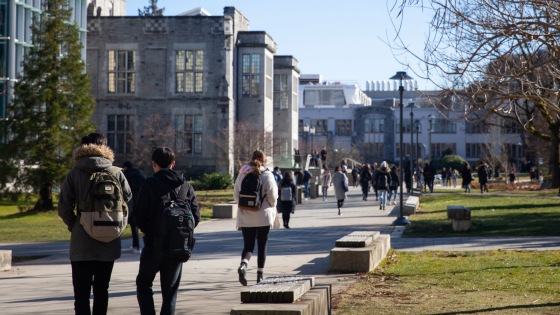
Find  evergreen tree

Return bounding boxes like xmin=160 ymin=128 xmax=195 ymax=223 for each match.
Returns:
xmin=138 ymin=0 xmax=165 ymax=16
xmin=0 ymin=0 xmax=95 ymax=210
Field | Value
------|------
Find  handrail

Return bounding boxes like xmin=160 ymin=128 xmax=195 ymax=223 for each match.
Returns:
xmin=342 ymin=157 xmax=363 ymax=169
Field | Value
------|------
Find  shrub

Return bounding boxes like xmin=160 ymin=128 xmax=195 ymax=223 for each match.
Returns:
xmin=188 ymin=172 xmax=234 ymax=190
xmin=441 ymin=155 xmax=468 ymax=172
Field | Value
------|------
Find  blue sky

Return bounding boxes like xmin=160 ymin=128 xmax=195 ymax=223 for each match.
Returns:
xmin=125 ymin=0 xmax=435 ymax=90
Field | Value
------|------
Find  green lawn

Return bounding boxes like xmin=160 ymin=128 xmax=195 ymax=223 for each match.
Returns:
xmin=334 ymin=250 xmax=560 ymax=315
xmin=0 ymin=189 xmax=233 ymax=243
xmin=403 ymin=194 xmax=560 ymax=237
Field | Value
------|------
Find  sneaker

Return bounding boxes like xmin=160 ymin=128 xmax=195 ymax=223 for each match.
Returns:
xmin=238 ymin=262 xmax=248 ymax=286
xmin=325 ymin=198 xmax=328 ymax=202
xmin=257 ymin=271 xmax=264 ymax=284
xmin=338 ymin=208 xmax=341 ymax=215
xmin=379 ymin=205 xmax=382 ymax=210
xmin=304 ymin=198 xmax=308 ymax=201
xmin=383 ymin=206 xmax=386 ymax=210
xmin=130 ymin=246 xmax=142 ymax=254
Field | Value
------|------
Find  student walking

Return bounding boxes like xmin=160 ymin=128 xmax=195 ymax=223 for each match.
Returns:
xmin=134 ymin=147 xmax=200 ymax=315
xmin=122 ymin=161 xmax=146 ymax=254
xmin=279 ymin=173 xmax=297 ymax=229
xmin=235 ymin=150 xmax=279 ymax=286
xmin=375 ymin=162 xmax=391 ymax=210
xmin=58 ymin=133 xmax=133 ymax=315
xmin=445 ymin=167 xmax=452 ymax=186
xmin=509 ymin=169 xmax=516 ymax=189
xmin=424 ymin=162 xmax=435 ymax=193
xmin=452 ymin=169 xmax=458 ymax=187
xmin=302 ymin=169 xmax=312 ymax=200
xmin=332 ymin=166 xmax=348 ymax=216
xmin=360 ymin=164 xmax=372 ymax=201
xmin=320 ymin=146 xmax=328 ymax=169
xmin=388 ymin=164 xmax=400 ymax=205
xmin=321 ymin=168 xmax=331 ymax=201
xmin=352 ymin=165 xmax=360 ymax=187
xmin=478 ymin=163 xmax=489 ymax=193
xmin=462 ymin=163 xmax=473 ymax=193
xmin=372 ymin=163 xmax=379 ymax=200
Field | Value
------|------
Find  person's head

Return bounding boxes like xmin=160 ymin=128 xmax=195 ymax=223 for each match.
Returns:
xmin=323 ymin=146 xmax=326 ymax=150
xmin=123 ymin=161 xmax=133 ymax=170
xmin=323 ymin=168 xmax=329 ymax=173
xmin=335 ymin=166 xmax=341 ymax=172
xmin=373 ymin=162 xmax=378 ymax=168
xmin=274 ymin=166 xmax=280 ymax=173
xmin=430 ymin=161 xmax=434 ymax=165
xmin=362 ymin=164 xmax=369 ymax=173
xmin=341 ymin=159 xmax=347 ymax=165
xmin=443 ymin=167 xmax=446 ymax=171
xmin=81 ymin=133 xmax=107 ymax=146
xmin=283 ymin=172 xmax=293 ymax=182
xmin=380 ymin=161 xmax=388 ymax=171
xmin=249 ymin=150 xmax=267 ymax=175
xmin=425 ymin=163 xmax=429 ymax=168
xmin=152 ymin=147 xmax=175 ymax=171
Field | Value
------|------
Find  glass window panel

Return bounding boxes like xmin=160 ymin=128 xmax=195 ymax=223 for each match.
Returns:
xmin=126 ymin=135 xmax=132 ymax=154
xmin=273 ymin=92 xmax=280 ymax=109
xmin=185 ymin=72 xmax=194 ymax=93
xmin=107 ymin=115 xmax=115 ymax=131
xmin=185 ymin=51 xmax=193 ymax=71
xmin=185 ymin=134 xmax=192 ymax=153
xmin=0 ymin=5 xmax=6 ymax=37
xmin=175 ymin=115 xmax=184 ymax=131
xmin=108 ymin=73 xmax=115 ymax=93
xmin=116 ymin=115 xmax=125 ymax=131
xmin=116 ymin=133 xmax=125 ymax=153
xmin=117 ymin=72 xmax=126 ymax=93
xmin=176 ymin=73 xmax=184 ymax=93
xmin=176 ymin=51 xmax=185 ymax=71
xmin=242 ymin=55 xmax=250 ymax=74
xmin=280 ymin=75 xmax=287 ymax=91
xmin=125 ymin=115 xmax=131 ymax=132
xmin=195 ymin=73 xmax=203 ymax=93
xmin=0 ymin=41 xmax=6 ymax=77
xmin=274 ymin=75 xmax=280 ymax=91
xmin=185 ymin=115 xmax=193 ymax=131
xmin=107 ymin=133 xmax=115 ymax=148
xmin=175 ymin=135 xmax=184 ymax=154
xmin=242 ymin=75 xmax=251 ymax=95
xmin=127 ymin=73 xmax=135 ymax=93
xmin=194 ymin=134 xmax=202 ymax=154
xmin=108 ymin=51 xmax=115 ymax=71
xmin=195 ymin=50 xmax=203 ymax=71
xmin=127 ymin=51 xmax=135 ymax=70
xmin=251 ymin=54 xmax=260 ymax=74
xmin=194 ymin=115 xmax=202 ymax=132
xmin=117 ymin=51 xmax=126 ymax=70
xmin=251 ymin=76 xmax=260 ymax=96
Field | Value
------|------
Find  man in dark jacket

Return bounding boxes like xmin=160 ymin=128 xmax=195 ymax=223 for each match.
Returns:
xmin=423 ymin=162 xmax=435 ymax=193
xmin=134 ymin=147 xmax=200 ymax=315
xmin=58 ymin=133 xmax=133 ymax=315
xmin=302 ymin=169 xmax=312 ymax=200
xmin=123 ymin=161 xmax=146 ymax=254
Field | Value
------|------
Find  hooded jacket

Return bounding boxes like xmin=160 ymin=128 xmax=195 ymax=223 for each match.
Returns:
xmin=58 ymin=144 xmax=133 ymax=261
xmin=374 ymin=166 xmax=391 ymax=190
xmin=234 ymin=165 xmax=278 ymax=230
xmin=134 ymin=168 xmax=200 ymax=246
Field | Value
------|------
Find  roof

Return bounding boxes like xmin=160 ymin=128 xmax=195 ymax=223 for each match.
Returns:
xmin=177 ymin=7 xmax=211 ymax=16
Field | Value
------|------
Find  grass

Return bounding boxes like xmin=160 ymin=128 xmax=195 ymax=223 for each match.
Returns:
xmin=334 ymin=249 xmax=560 ymax=315
xmin=403 ymin=194 xmax=560 ymax=237
xmin=0 ymin=189 xmax=233 ymax=243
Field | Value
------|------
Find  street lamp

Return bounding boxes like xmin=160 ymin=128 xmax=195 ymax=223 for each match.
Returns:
xmin=303 ymin=124 xmax=309 ymax=153
xmin=389 ymin=71 xmax=413 ymax=226
xmin=427 ymin=115 xmax=435 ymax=162
xmin=310 ymin=126 xmax=316 ymax=153
xmin=405 ymin=103 xmax=420 ymax=191
xmin=414 ymin=119 xmax=422 ymax=185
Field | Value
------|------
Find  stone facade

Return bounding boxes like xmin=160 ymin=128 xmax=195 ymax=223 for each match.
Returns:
xmin=87 ymin=7 xmax=298 ymax=175
xmin=87 ymin=0 xmax=126 ymax=17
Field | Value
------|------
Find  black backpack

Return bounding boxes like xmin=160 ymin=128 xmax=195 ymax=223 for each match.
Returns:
xmin=239 ymin=170 xmax=268 ymax=211
xmin=378 ymin=173 xmax=389 ymax=189
xmin=146 ymin=177 xmax=195 ymax=262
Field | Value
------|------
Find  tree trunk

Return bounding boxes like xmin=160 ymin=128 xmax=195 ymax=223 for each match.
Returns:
xmin=550 ymin=125 xmax=560 ymax=189
xmin=34 ymin=184 xmax=54 ymax=211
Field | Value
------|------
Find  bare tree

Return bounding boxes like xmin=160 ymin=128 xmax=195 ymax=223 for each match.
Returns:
xmin=127 ymin=114 xmax=174 ymax=174
xmin=390 ymin=0 xmax=560 ymax=186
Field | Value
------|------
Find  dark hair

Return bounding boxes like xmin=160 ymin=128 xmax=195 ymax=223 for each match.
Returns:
xmin=249 ymin=150 xmax=267 ymax=175
xmin=462 ymin=163 xmax=471 ymax=172
xmin=274 ymin=166 xmax=279 ymax=171
xmin=335 ymin=166 xmax=341 ymax=172
xmin=361 ymin=164 xmax=370 ymax=174
xmin=281 ymin=172 xmax=293 ymax=186
xmin=123 ymin=161 xmax=133 ymax=168
xmin=81 ymin=133 xmax=107 ymax=146
xmin=152 ymin=147 xmax=175 ymax=168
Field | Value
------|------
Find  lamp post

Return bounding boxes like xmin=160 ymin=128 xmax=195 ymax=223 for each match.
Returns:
xmin=310 ymin=126 xmax=316 ymax=153
xmin=414 ymin=119 xmax=422 ymax=185
xmin=389 ymin=71 xmax=413 ymax=226
xmin=405 ymin=103 xmax=420 ymax=190
xmin=427 ymin=115 xmax=434 ymax=162
xmin=303 ymin=124 xmax=309 ymax=154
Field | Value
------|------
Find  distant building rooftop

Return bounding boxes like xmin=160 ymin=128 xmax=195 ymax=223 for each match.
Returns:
xmin=177 ymin=7 xmax=211 ymax=16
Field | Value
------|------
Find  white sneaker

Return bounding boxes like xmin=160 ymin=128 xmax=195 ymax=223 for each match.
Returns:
xmin=131 ymin=247 xmax=142 ymax=254
xmin=304 ymin=198 xmax=308 ymax=201
xmin=325 ymin=198 xmax=328 ymax=201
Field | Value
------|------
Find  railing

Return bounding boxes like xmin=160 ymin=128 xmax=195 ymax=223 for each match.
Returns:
xmin=342 ymin=157 xmax=363 ymax=170
xmin=272 ymin=155 xmax=312 ymax=171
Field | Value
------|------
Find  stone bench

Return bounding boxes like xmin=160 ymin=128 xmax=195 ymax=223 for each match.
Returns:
xmin=0 ymin=250 xmax=12 ymax=271
xmin=447 ymin=205 xmax=471 ymax=231
xmin=330 ymin=231 xmax=390 ymax=273
xmin=240 ymin=276 xmax=315 ymax=303
xmin=412 ymin=188 xmax=422 ymax=196
xmin=231 ymin=284 xmax=331 ymax=315
xmin=402 ymin=196 xmax=419 ymax=215
xmin=335 ymin=231 xmax=380 ymax=248
xmin=212 ymin=204 xmax=237 ymax=219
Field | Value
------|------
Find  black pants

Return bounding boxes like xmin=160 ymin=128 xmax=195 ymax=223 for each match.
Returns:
xmin=241 ymin=226 xmax=270 ymax=268
xmin=129 ymin=211 xmax=140 ymax=249
xmin=136 ymin=246 xmax=183 ymax=315
xmin=337 ymin=199 xmax=344 ymax=208
xmin=361 ymin=184 xmax=368 ymax=198
xmin=71 ymin=260 xmax=115 ymax=315
xmin=282 ymin=212 xmax=291 ymax=226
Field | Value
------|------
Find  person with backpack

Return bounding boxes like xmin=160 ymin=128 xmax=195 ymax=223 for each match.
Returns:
xmin=279 ymin=172 xmax=297 ymax=229
xmin=272 ymin=167 xmax=283 ymax=184
xmin=123 ymin=161 xmax=146 ymax=254
xmin=134 ymin=147 xmax=200 ymax=315
xmin=302 ymin=169 xmax=312 ymax=201
xmin=360 ymin=164 xmax=372 ymax=201
xmin=235 ymin=150 xmax=279 ymax=286
xmin=320 ymin=168 xmax=331 ymax=201
xmin=478 ymin=162 xmax=489 ymax=193
xmin=387 ymin=164 xmax=400 ymax=205
xmin=58 ymin=133 xmax=133 ymax=315
xmin=375 ymin=162 xmax=391 ymax=210
xmin=424 ymin=162 xmax=435 ymax=193
xmin=352 ymin=165 xmax=360 ymax=188
xmin=332 ymin=166 xmax=348 ymax=216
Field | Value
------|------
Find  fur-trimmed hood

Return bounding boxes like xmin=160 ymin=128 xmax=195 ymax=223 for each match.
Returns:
xmin=73 ymin=144 xmax=114 ymax=162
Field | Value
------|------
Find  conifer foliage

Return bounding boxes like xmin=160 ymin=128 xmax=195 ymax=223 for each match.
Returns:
xmin=0 ymin=0 xmax=95 ymax=210
xmin=138 ymin=0 xmax=165 ymax=16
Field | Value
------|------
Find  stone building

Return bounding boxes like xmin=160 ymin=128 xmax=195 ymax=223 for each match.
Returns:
xmin=87 ymin=0 xmax=126 ymax=17
xmin=86 ymin=7 xmax=299 ymax=175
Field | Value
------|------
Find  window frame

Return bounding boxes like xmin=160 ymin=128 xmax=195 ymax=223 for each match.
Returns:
xmin=107 ymin=115 xmax=133 ymax=154
xmin=175 ymin=50 xmax=204 ymax=94
xmin=175 ymin=114 xmax=203 ymax=155
xmin=108 ymin=50 xmax=136 ymax=94
xmin=242 ymin=54 xmax=261 ymax=97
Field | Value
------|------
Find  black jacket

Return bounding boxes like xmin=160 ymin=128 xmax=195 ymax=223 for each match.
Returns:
xmin=134 ymin=169 xmax=200 ymax=245
xmin=389 ymin=170 xmax=400 ymax=189
xmin=375 ymin=169 xmax=391 ymax=190
xmin=280 ymin=179 xmax=297 ymax=214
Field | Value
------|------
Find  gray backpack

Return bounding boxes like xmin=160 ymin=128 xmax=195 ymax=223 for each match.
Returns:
xmin=78 ymin=167 xmax=128 ymax=242
xmin=281 ymin=186 xmax=292 ymax=201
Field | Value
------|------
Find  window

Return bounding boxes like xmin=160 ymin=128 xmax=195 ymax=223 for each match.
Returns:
xmin=504 ymin=143 xmax=523 ymax=158
xmin=504 ymin=120 xmax=521 ymax=134
xmin=335 ymin=120 xmax=352 ymax=136
xmin=466 ymin=121 xmax=489 ymax=134
xmin=396 ymin=144 xmax=423 ymax=158
xmin=430 ymin=143 xmax=456 ymax=158
xmin=108 ymin=51 xmax=135 ymax=94
xmin=430 ymin=119 xmax=456 ymax=133
xmin=274 ymin=74 xmax=288 ymax=110
xmin=107 ymin=115 xmax=133 ymax=153
xmin=175 ymin=115 xmax=202 ymax=154
xmin=277 ymin=138 xmax=289 ymax=156
xmin=396 ymin=119 xmax=421 ymax=133
xmin=466 ymin=143 xmax=491 ymax=158
xmin=175 ymin=50 xmax=204 ymax=93
xmin=303 ymin=89 xmax=345 ymax=106
xmin=365 ymin=143 xmax=384 ymax=157
xmin=311 ymin=119 xmax=328 ymax=136
xmin=242 ymin=54 xmax=260 ymax=97
xmin=364 ymin=119 xmax=384 ymax=133
xmin=298 ymin=120 xmax=303 ymax=136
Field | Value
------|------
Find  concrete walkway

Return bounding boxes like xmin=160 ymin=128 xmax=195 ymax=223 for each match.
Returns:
xmin=1 ymin=186 xmax=560 ymax=314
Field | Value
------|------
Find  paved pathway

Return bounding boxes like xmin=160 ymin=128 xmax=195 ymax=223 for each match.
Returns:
xmin=1 ymin=186 xmax=560 ymax=314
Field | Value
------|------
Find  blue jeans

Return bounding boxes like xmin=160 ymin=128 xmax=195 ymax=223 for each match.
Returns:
xmin=379 ymin=190 xmax=388 ymax=207
xmin=322 ymin=186 xmax=328 ymax=198
xmin=303 ymin=181 xmax=310 ymax=198
xmin=427 ymin=179 xmax=434 ymax=192
xmin=387 ymin=189 xmax=398 ymax=201
xmin=465 ymin=184 xmax=471 ymax=191
xmin=136 ymin=246 xmax=183 ymax=315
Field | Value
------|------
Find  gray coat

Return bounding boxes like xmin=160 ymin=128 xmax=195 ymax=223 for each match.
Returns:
xmin=58 ymin=144 xmax=132 ymax=261
xmin=332 ymin=171 xmax=348 ymax=200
